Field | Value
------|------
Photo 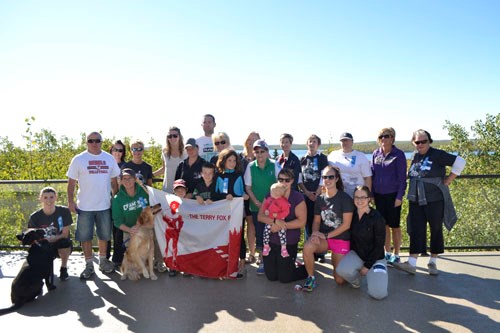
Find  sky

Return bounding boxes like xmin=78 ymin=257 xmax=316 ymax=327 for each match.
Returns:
xmin=1 ymin=1 xmax=499 ymax=148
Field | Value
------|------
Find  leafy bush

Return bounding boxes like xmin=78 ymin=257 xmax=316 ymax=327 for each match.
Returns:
xmin=0 ymin=115 xmax=499 ymax=249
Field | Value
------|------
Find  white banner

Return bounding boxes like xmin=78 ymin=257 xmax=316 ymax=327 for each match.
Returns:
xmin=148 ymin=187 xmax=243 ymax=279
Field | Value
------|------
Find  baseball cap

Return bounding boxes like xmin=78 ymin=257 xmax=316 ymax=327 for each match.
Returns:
xmin=339 ymin=132 xmax=353 ymax=141
xmin=120 ymin=168 xmax=136 ymax=178
xmin=173 ymin=179 xmax=187 ymax=189
xmin=253 ymin=139 xmax=269 ymax=151
xmin=185 ymin=138 xmax=197 ymax=148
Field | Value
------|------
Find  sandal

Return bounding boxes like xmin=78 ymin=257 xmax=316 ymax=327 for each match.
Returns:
xmin=244 ymin=254 xmax=256 ymax=264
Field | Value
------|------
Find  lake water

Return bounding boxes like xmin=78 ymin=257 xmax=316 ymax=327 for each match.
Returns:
xmin=270 ymin=149 xmax=414 ymax=160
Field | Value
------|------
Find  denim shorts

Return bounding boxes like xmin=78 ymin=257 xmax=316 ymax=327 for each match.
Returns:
xmin=75 ymin=209 xmax=112 ymax=242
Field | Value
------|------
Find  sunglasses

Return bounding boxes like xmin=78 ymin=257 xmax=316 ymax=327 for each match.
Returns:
xmin=378 ymin=134 xmax=392 ymax=139
xmin=322 ymin=175 xmax=336 ymax=180
xmin=167 ymin=134 xmax=179 ymax=139
xmin=112 ymin=148 xmax=124 ymax=153
xmin=254 ymin=150 xmax=267 ymax=154
xmin=414 ymin=140 xmax=429 ymax=145
xmin=214 ymin=140 xmax=226 ymax=146
xmin=278 ymin=177 xmax=291 ymax=183
xmin=87 ymin=139 xmax=101 ymax=144
xmin=131 ymin=147 xmax=144 ymax=152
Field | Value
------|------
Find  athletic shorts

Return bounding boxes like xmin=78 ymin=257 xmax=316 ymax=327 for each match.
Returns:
xmin=327 ymin=239 xmax=350 ymax=255
xmin=374 ymin=192 xmax=402 ymax=228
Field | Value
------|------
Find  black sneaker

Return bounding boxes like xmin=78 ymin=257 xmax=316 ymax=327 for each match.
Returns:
xmin=59 ymin=267 xmax=69 ymax=281
xmin=168 ymin=269 xmax=177 ymax=277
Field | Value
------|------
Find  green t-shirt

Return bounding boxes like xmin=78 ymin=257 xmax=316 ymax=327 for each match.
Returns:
xmin=112 ymin=184 xmax=150 ymax=230
xmin=249 ymin=159 xmax=277 ymax=212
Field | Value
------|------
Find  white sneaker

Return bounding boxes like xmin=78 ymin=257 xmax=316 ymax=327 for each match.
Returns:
xmin=427 ymin=262 xmax=439 ymax=276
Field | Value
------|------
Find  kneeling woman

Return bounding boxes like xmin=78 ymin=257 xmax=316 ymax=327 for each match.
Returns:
xmin=302 ymin=165 xmax=354 ymax=291
xmin=336 ymin=185 xmax=388 ymax=300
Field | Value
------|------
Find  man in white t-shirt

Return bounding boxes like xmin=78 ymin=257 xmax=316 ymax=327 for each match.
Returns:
xmin=327 ymin=132 xmax=372 ymax=197
xmin=196 ymin=114 xmax=217 ymax=162
xmin=67 ymin=131 xmax=120 ymax=279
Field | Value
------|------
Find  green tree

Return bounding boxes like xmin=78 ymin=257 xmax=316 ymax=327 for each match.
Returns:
xmin=441 ymin=113 xmax=500 ymax=247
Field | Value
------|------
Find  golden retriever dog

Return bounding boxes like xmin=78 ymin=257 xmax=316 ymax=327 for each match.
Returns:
xmin=120 ymin=206 xmax=158 ymax=281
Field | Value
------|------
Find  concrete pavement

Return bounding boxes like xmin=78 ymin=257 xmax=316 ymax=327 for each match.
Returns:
xmin=0 ymin=251 xmax=499 ymax=332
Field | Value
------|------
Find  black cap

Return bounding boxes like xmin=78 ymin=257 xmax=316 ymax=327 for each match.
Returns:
xmin=185 ymin=138 xmax=197 ymax=148
xmin=339 ymin=132 xmax=353 ymax=141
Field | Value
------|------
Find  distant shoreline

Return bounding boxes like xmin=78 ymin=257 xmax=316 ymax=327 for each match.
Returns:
xmin=232 ymin=140 xmax=451 ymax=154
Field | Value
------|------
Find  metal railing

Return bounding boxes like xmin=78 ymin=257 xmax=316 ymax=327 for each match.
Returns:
xmin=1 ymin=175 xmax=499 ymax=251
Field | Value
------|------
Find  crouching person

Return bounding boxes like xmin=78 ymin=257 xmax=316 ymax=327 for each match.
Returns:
xmin=336 ymin=185 xmax=388 ymax=300
xmin=28 ymin=186 xmax=73 ymax=281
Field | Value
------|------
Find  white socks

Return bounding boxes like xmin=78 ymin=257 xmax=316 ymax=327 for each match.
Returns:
xmin=408 ymin=257 xmax=418 ymax=267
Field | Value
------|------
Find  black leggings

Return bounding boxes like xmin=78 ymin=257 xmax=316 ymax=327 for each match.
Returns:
xmin=408 ymin=200 xmax=444 ymax=254
xmin=240 ymin=218 xmax=247 ymax=259
xmin=304 ymin=196 xmax=315 ymax=239
xmin=112 ymin=226 xmax=125 ymax=264
xmin=263 ymin=243 xmax=307 ymax=283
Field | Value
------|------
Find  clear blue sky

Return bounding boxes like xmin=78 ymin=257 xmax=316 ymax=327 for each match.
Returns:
xmin=1 ymin=1 xmax=498 ymax=147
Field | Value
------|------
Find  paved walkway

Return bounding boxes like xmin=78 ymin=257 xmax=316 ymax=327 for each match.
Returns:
xmin=0 ymin=251 xmax=499 ymax=332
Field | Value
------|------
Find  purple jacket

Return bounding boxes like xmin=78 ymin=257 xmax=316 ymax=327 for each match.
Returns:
xmin=371 ymin=145 xmax=407 ymax=200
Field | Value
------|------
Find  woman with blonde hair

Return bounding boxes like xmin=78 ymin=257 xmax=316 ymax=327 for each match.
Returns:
xmin=371 ymin=127 xmax=407 ymax=266
xmin=153 ymin=126 xmax=187 ymax=194
xmin=210 ymin=131 xmax=233 ymax=164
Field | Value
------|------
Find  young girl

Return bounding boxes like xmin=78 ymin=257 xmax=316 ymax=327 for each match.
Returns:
xmin=214 ymin=149 xmax=249 ymax=278
xmin=302 ymin=165 xmax=354 ymax=291
xmin=262 ymin=182 xmax=291 ymax=258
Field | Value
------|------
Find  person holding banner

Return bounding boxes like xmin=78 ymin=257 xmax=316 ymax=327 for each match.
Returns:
xmin=215 ymin=148 xmax=249 ymax=278
xmin=258 ymin=169 xmax=308 ymax=283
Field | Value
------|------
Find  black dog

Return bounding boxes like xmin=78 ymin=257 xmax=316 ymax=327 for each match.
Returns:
xmin=0 ymin=229 xmax=56 ymax=315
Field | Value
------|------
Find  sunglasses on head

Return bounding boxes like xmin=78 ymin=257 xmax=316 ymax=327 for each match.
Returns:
xmin=322 ymin=175 xmax=336 ymax=180
xmin=378 ymin=134 xmax=392 ymax=139
xmin=414 ymin=140 xmax=429 ymax=145
xmin=131 ymin=147 xmax=144 ymax=152
xmin=167 ymin=134 xmax=179 ymax=139
xmin=87 ymin=139 xmax=101 ymax=144
xmin=278 ymin=177 xmax=291 ymax=183
xmin=112 ymin=148 xmax=124 ymax=153
xmin=214 ymin=140 xmax=226 ymax=146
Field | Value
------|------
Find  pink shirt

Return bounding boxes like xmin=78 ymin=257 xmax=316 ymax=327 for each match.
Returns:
xmin=262 ymin=196 xmax=291 ymax=220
